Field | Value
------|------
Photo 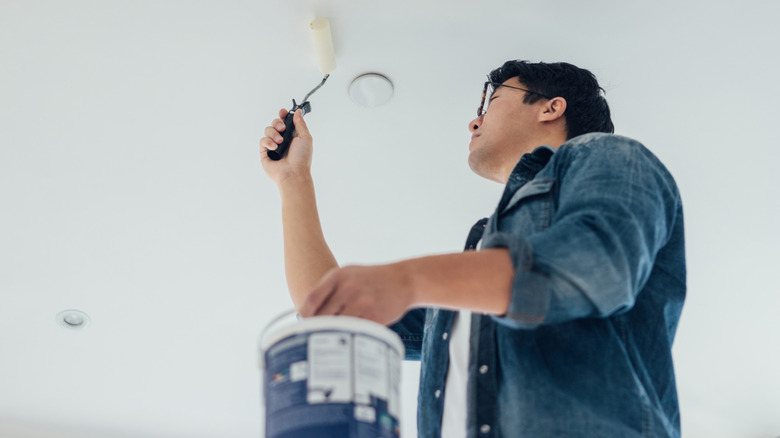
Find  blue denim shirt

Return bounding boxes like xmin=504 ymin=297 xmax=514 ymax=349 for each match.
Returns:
xmin=390 ymin=133 xmax=686 ymax=438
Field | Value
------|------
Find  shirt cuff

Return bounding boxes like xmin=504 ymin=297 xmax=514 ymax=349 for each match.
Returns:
xmin=480 ymin=232 xmax=550 ymax=329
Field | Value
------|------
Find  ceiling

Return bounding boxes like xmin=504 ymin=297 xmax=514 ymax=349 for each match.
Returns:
xmin=1 ymin=0 xmax=778 ymax=437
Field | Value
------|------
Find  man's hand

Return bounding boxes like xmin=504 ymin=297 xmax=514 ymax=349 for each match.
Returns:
xmin=259 ymin=108 xmax=313 ymax=187
xmin=298 ymin=263 xmax=416 ymax=326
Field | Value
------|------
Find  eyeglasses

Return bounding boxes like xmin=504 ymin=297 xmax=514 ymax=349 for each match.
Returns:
xmin=478 ymin=81 xmax=553 ymax=117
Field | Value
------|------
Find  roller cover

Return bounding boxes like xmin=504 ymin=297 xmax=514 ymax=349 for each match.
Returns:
xmin=309 ymin=18 xmax=336 ymax=74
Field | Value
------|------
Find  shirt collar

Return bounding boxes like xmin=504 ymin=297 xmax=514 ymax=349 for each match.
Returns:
xmin=508 ymin=145 xmax=556 ymax=184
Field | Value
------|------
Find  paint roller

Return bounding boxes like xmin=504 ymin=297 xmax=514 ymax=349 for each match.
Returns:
xmin=267 ymin=18 xmax=336 ymax=161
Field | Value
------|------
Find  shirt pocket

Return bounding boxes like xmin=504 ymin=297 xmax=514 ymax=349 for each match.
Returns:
xmin=499 ymin=178 xmax=555 ymax=234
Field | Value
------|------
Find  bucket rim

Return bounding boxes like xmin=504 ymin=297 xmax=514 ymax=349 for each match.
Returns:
xmin=259 ymin=315 xmax=405 ymax=357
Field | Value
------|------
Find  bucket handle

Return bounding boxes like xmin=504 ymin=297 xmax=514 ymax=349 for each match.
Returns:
xmin=258 ymin=308 xmax=299 ymax=371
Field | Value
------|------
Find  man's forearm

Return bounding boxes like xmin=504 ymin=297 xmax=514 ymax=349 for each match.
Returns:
xmin=278 ymin=173 xmax=338 ymax=308
xmin=397 ymin=248 xmax=514 ymax=315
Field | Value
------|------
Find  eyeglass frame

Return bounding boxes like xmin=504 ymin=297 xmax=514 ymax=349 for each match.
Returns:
xmin=478 ymin=81 xmax=554 ymax=118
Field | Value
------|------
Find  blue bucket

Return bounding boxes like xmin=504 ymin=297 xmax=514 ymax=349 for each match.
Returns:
xmin=260 ymin=311 xmax=405 ymax=438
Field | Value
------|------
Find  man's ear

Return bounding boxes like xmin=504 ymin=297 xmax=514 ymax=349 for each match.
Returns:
xmin=539 ymin=97 xmax=567 ymax=122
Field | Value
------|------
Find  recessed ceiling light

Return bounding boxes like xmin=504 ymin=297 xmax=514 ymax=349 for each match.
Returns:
xmin=56 ymin=309 xmax=91 ymax=330
xmin=349 ymin=73 xmax=394 ymax=108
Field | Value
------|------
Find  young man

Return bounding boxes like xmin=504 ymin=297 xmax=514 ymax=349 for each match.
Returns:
xmin=259 ymin=60 xmax=685 ymax=438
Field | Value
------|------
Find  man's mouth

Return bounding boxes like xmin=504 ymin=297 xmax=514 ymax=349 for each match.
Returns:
xmin=469 ymin=134 xmax=480 ymax=150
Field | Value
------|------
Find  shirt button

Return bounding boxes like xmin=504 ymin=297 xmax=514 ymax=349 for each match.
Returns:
xmin=434 ymin=389 xmax=441 ymax=398
xmin=442 ymin=332 xmax=448 ymax=340
xmin=480 ymin=424 xmax=491 ymax=434
xmin=479 ymin=365 xmax=489 ymax=374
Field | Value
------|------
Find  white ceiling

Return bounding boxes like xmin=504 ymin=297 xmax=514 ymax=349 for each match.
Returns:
xmin=1 ymin=0 xmax=779 ymax=437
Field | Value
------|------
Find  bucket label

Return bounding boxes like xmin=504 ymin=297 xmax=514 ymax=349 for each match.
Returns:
xmin=308 ymin=333 xmax=353 ymax=403
xmin=354 ymin=335 xmax=389 ymax=405
xmin=290 ymin=360 xmax=307 ymax=382
xmin=388 ymin=347 xmax=401 ymax=419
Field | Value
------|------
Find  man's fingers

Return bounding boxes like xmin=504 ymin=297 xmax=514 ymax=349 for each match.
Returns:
xmin=259 ymin=111 xmax=290 ymax=153
xmin=272 ymin=118 xmax=286 ymax=132
xmin=313 ymin=288 xmax=349 ymax=317
xmin=292 ymin=109 xmax=311 ymax=138
xmin=264 ymin=126 xmax=283 ymax=144
xmin=259 ymin=136 xmax=278 ymax=151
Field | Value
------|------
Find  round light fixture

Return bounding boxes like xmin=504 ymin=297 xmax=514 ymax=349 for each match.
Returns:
xmin=56 ymin=309 xmax=91 ymax=330
xmin=349 ymin=73 xmax=394 ymax=108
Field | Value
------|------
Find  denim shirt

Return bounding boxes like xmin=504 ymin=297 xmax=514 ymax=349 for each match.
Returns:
xmin=390 ymin=133 xmax=686 ymax=438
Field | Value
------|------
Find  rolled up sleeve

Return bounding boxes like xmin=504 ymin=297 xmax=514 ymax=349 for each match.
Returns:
xmin=482 ymin=135 xmax=680 ymax=329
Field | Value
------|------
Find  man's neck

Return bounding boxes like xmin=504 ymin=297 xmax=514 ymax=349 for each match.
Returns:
xmin=498 ymin=142 xmax=561 ymax=184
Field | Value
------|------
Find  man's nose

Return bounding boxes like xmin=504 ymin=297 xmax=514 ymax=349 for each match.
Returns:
xmin=469 ymin=116 xmax=483 ymax=133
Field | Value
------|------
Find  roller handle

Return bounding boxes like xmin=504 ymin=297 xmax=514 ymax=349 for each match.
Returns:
xmin=267 ymin=100 xmax=311 ymax=161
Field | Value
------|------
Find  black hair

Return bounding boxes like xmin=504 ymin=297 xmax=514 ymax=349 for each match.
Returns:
xmin=488 ymin=60 xmax=614 ymax=139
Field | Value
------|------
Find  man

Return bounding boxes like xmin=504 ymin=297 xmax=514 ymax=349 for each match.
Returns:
xmin=259 ymin=60 xmax=685 ymax=437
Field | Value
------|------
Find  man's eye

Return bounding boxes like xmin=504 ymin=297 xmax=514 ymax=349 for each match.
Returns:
xmin=489 ymin=96 xmax=498 ymax=102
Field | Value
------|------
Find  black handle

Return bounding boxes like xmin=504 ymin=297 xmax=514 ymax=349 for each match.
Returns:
xmin=267 ymin=110 xmax=296 ymax=161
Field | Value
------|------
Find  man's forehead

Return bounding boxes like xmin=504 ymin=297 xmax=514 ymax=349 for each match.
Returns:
xmin=489 ymin=77 xmax=528 ymax=97
xmin=500 ymin=77 xmax=526 ymax=88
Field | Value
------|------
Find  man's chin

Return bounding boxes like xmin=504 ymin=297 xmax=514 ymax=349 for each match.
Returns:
xmin=468 ymin=150 xmax=506 ymax=183
xmin=467 ymin=150 xmax=489 ymax=178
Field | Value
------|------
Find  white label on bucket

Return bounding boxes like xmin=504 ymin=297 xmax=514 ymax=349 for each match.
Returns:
xmin=388 ymin=347 xmax=401 ymax=418
xmin=354 ymin=405 xmax=377 ymax=423
xmin=290 ymin=360 xmax=307 ymax=382
xmin=307 ymin=333 xmax=352 ymax=404
xmin=354 ymin=335 xmax=389 ymax=405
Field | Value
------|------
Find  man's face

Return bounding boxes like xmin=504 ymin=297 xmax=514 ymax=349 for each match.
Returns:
xmin=467 ymin=77 xmax=542 ymax=183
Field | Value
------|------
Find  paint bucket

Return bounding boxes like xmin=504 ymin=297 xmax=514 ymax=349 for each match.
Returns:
xmin=259 ymin=310 xmax=405 ymax=438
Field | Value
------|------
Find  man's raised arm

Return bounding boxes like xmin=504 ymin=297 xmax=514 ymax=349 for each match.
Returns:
xmin=259 ymin=108 xmax=338 ymax=308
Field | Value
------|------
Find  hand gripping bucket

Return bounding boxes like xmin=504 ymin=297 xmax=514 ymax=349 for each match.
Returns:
xmin=259 ymin=310 xmax=405 ymax=438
